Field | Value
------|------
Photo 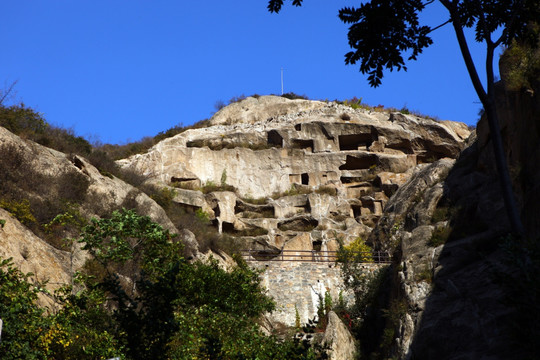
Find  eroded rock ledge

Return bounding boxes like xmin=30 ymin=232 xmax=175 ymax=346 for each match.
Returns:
xmin=118 ymin=96 xmax=470 ymax=254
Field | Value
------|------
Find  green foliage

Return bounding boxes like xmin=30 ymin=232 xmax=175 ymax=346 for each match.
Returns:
xmin=79 ymin=208 xmax=179 ymax=279
xmin=94 ymin=118 xmax=212 ymax=160
xmin=341 ymin=97 xmax=363 ymax=109
xmin=269 ymin=0 xmax=539 ymax=88
xmin=148 ymin=186 xmax=177 ymax=211
xmin=200 ymin=180 xmax=237 ymax=194
xmin=428 ymin=226 xmax=452 ymax=247
xmin=0 ymin=103 xmax=47 ymax=135
xmin=0 ymin=219 xmax=5 ymax=228
xmin=221 ymin=168 xmax=228 ymax=186
xmin=77 ymin=209 xmax=325 ymax=359
xmin=0 ymin=198 xmax=36 ymax=225
xmin=315 ymin=185 xmax=337 ymax=196
xmin=0 ymin=141 xmax=90 ymax=247
xmin=336 ymin=241 xmax=394 ymax=359
xmin=0 ymin=208 xmax=330 ymax=359
xmin=273 ymin=183 xmax=312 ymax=199
xmin=241 ymin=195 xmax=268 ymax=205
xmin=324 ymin=290 xmax=333 ymax=315
xmin=500 ymin=30 xmax=540 ymax=91
xmin=195 ymin=208 xmax=210 ymax=224
xmin=44 ymin=204 xmax=87 ymax=233
xmin=0 ymin=258 xmax=48 ymax=359
xmin=415 ymin=265 xmax=433 ymax=283
xmin=295 ymin=304 xmax=302 ymax=331
xmin=399 ymin=106 xmax=410 ymax=115
xmin=431 ymin=206 xmax=449 ymax=223
xmin=340 ymin=237 xmax=374 ymax=263
xmin=41 ymin=284 xmax=123 ymax=359
xmin=0 ymin=103 xmax=92 ymax=156
xmin=0 ymin=257 xmax=123 ymax=359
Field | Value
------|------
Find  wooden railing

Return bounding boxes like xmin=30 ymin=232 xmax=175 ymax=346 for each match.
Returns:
xmin=240 ymin=249 xmax=391 ymax=263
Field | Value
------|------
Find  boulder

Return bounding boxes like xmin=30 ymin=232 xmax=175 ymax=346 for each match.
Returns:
xmin=322 ymin=311 xmax=356 ymax=360
xmin=0 ymin=209 xmax=71 ymax=308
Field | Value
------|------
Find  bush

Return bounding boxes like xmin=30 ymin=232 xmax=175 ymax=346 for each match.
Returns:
xmin=200 ymin=180 xmax=237 ymax=194
xmin=0 ymin=198 xmax=36 ymax=226
xmin=340 ymin=113 xmax=351 ymax=121
xmin=340 ymin=237 xmax=374 ymax=263
xmin=281 ymin=92 xmax=309 ymax=100
xmin=0 ymin=104 xmax=93 ymax=156
xmin=500 ymin=33 xmax=540 ymax=91
xmin=315 ymin=186 xmax=337 ymax=196
xmin=0 ymin=103 xmax=47 ymax=136
xmin=147 ymin=185 xmax=177 ymax=211
xmin=0 ymin=258 xmax=48 ymax=359
xmin=428 ymin=225 xmax=452 ymax=247
xmin=241 ymin=196 xmax=268 ymax=205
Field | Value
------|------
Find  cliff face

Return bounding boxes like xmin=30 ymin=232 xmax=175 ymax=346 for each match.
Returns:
xmin=0 ymin=95 xmax=470 ymax=328
xmin=0 ymin=126 xmax=192 ymax=302
xmin=373 ymin=76 xmax=540 ymax=359
xmin=118 ymin=96 xmax=470 ymax=259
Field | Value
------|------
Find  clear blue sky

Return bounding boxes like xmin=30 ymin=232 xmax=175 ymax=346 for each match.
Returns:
xmin=1 ymin=1 xmax=498 ymax=145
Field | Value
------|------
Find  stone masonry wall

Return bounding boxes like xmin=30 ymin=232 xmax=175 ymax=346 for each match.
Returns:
xmin=252 ymin=261 xmax=384 ymax=326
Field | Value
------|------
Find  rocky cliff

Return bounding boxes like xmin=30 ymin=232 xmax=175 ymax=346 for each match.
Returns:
xmin=1 ymin=94 xmax=481 ymax=358
xmin=0 ymin=125 xmax=194 ymax=302
xmin=118 ymin=95 xmax=470 ymax=260
xmin=368 ymin=74 xmax=540 ymax=359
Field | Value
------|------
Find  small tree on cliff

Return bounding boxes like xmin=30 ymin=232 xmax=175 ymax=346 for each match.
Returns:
xmin=268 ymin=0 xmax=540 ymax=236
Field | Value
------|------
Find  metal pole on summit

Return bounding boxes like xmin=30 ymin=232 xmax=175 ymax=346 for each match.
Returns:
xmin=281 ymin=67 xmax=284 ymax=95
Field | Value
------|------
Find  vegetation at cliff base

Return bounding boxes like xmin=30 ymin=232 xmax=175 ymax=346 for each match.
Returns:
xmin=0 ymin=209 xmax=328 ymax=359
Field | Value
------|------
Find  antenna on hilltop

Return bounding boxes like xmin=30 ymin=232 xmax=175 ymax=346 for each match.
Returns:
xmin=281 ymin=67 xmax=284 ymax=95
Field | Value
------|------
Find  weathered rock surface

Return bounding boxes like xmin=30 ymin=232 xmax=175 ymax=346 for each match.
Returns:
xmin=1 ymin=95 xmax=481 ymax=350
xmin=323 ymin=311 xmax=357 ymax=360
xmin=369 ymin=75 xmax=540 ymax=359
xmin=0 ymin=208 xmax=71 ymax=307
xmin=118 ymin=96 xmax=470 ymax=257
xmin=0 ymin=126 xmax=199 ymax=296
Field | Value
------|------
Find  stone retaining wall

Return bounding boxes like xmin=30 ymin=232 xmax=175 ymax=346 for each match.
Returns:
xmin=251 ymin=261 xmax=385 ymax=326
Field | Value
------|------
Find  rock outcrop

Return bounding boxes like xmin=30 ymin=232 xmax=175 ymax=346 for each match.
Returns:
xmin=0 ymin=126 xmax=198 ymax=300
xmin=323 ymin=311 xmax=357 ymax=360
xmin=0 ymin=208 xmax=71 ymax=308
xmin=119 ymin=96 xmax=470 ymax=257
xmin=1 ymin=94 xmax=483 ymax=353
xmin=368 ymin=74 xmax=540 ymax=358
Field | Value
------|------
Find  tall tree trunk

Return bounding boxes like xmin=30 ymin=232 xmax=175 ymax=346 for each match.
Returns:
xmin=444 ymin=3 xmax=525 ymax=236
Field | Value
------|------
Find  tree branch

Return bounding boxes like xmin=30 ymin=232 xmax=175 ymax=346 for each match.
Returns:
xmin=429 ymin=19 xmax=452 ymax=33
xmin=443 ymin=3 xmax=488 ymax=105
xmin=0 ymin=80 xmax=18 ymax=106
xmin=494 ymin=0 xmax=526 ymax=48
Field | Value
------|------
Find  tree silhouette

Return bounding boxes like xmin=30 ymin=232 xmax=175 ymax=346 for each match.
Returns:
xmin=269 ymin=0 xmax=540 ymax=235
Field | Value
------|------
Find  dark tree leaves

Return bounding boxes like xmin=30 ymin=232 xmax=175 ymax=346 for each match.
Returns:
xmin=268 ymin=0 xmax=539 ymax=87
xmin=267 ymin=0 xmax=304 ymax=13
xmin=339 ymin=0 xmax=433 ymax=87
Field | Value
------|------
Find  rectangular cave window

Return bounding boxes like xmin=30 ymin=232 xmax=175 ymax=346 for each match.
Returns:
xmin=292 ymin=139 xmax=314 ymax=151
xmin=338 ymin=134 xmax=373 ymax=151
xmin=301 ymin=173 xmax=309 ymax=185
xmin=295 ymin=124 xmax=302 ymax=131
xmin=267 ymin=130 xmax=283 ymax=148
xmin=221 ymin=222 xmax=235 ymax=233
xmin=339 ymin=155 xmax=378 ymax=170
xmin=352 ymin=205 xmax=362 ymax=218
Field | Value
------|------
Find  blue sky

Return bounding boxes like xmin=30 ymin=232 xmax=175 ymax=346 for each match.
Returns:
xmin=1 ymin=1 xmax=497 ymax=145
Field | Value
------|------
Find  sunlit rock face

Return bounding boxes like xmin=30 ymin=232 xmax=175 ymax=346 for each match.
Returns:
xmin=118 ymin=95 xmax=470 ymax=253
